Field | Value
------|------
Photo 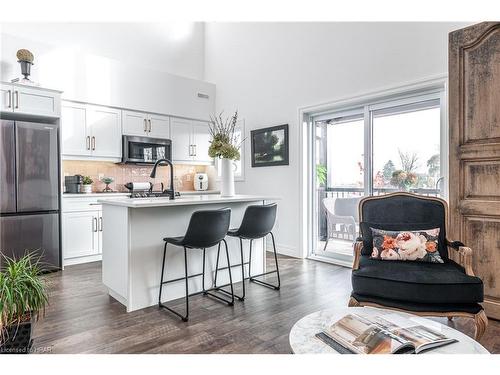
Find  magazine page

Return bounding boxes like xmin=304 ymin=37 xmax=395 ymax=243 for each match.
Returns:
xmin=373 ymin=313 xmax=457 ymax=353
xmin=326 ymin=314 xmax=411 ymax=354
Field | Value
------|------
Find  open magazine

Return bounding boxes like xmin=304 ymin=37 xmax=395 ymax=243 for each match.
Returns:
xmin=317 ymin=313 xmax=457 ymax=354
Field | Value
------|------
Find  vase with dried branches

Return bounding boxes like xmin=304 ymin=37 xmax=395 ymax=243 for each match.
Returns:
xmin=208 ymin=111 xmax=242 ymax=196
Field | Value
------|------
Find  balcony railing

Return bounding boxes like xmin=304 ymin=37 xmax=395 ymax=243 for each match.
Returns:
xmin=317 ymin=186 xmax=441 ymax=241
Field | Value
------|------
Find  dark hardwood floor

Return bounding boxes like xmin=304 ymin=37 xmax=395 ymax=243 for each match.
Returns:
xmin=34 ymin=255 xmax=500 ymax=354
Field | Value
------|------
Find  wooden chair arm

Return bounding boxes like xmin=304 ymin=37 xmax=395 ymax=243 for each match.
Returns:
xmin=447 ymin=240 xmax=475 ymax=276
xmin=353 ymin=240 xmax=363 ymax=270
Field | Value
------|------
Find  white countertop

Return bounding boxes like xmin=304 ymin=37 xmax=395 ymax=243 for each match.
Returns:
xmin=63 ymin=192 xmax=130 ymax=198
xmin=98 ymin=194 xmax=277 ymax=208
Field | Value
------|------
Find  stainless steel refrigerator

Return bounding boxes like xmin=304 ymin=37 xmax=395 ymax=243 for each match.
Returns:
xmin=0 ymin=119 xmax=61 ymax=270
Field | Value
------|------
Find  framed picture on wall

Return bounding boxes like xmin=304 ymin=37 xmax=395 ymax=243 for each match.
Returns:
xmin=251 ymin=124 xmax=289 ymax=167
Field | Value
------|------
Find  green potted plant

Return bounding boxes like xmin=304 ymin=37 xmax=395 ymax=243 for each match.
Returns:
xmin=100 ymin=176 xmax=114 ymax=193
xmin=0 ymin=253 xmax=49 ymax=354
xmin=82 ymin=176 xmax=93 ymax=194
xmin=208 ymin=110 xmax=242 ymax=197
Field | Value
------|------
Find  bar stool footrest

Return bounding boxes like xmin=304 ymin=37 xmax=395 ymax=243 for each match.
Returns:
xmin=213 ymin=286 xmax=245 ymax=301
xmin=249 ymin=270 xmax=280 ymax=290
xmin=203 ymin=290 xmax=234 ymax=305
xmin=159 ymin=303 xmax=188 ymax=322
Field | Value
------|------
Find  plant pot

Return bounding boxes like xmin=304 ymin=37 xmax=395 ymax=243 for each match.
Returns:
xmin=82 ymin=184 xmax=92 ymax=194
xmin=0 ymin=318 xmax=33 ymax=354
xmin=220 ymin=158 xmax=236 ymax=197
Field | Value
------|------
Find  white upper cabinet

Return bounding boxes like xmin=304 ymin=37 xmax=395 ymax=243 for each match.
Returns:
xmin=61 ymin=102 xmax=90 ymax=156
xmin=148 ymin=113 xmax=170 ymax=139
xmin=61 ymin=101 xmax=121 ymax=160
xmin=1 ymin=82 xmax=61 ymax=117
xmin=170 ymin=117 xmax=213 ymax=164
xmin=123 ymin=110 xmax=148 ymax=137
xmin=123 ymin=110 xmax=170 ymax=139
xmin=170 ymin=118 xmax=192 ymax=161
xmin=87 ymin=105 xmax=122 ymax=158
xmin=192 ymin=121 xmax=212 ymax=163
xmin=1 ymin=85 xmax=13 ymax=112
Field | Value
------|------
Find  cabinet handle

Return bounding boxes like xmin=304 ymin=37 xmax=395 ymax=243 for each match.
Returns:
xmin=144 ymin=118 xmax=147 ymax=132
xmin=99 ymin=216 xmax=103 ymax=232
xmin=148 ymin=119 xmax=152 ymax=133
xmin=91 ymin=136 xmax=96 ymax=150
xmin=86 ymin=136 xmax=90 ymax=150
xmin=193 ymin=144 xmax=197 ymax=156
xmin=14 ymin=91 xmax=19 ymax=109
xmin=189 ymin=145 xmax=193 ymax=156
xmin=93 ymin=217 xmax=98 ymax=232
xmin=7 ymin=90 xmax=11 ymax=108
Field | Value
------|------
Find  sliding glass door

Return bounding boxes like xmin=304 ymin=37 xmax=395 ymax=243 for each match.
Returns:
xmin=310 ymin=90 xmax=445 ymax=263
xmin=314 ymin=112 xmax=365 ymax=263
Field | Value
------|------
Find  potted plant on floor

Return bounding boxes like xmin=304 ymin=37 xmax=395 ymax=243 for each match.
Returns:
xmin=208 ymin=110 xmax=242 ymax=197
xmin=0 ymin=253 xmax=49 ymax=354
xmin=82 ymin=176 xmax=93 ymax=194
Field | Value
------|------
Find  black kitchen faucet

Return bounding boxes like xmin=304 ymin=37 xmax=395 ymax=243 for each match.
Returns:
xmin=150 ymin=158 xmax=175 ymax=200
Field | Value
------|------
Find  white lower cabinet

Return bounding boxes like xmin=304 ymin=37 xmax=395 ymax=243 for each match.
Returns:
xmin=62 ymin=195 xmax=126 ymax=266
xmin=62 ymin=210 xmax=100 ymax=260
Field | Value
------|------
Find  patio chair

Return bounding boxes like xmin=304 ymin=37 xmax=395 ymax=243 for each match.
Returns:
xmin=322 ymin=197 xmax=361 ymax=251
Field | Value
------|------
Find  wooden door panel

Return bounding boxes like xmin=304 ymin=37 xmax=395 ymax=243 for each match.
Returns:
xmin=463 ymin=28 xmax=500 ymax=144
xmin=449 ymin=22 xmax=500 ymax=319
xmin=463 ymin=160 xmax=500 ymax=200
xmin=462 ymin=217 xmax=500 ymax=298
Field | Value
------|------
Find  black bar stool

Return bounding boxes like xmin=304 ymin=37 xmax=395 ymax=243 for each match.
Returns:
xmin=158 ymin=207 xmax=234 ymax=321
xmin=214 ymin=203 xmax=280 ymax=301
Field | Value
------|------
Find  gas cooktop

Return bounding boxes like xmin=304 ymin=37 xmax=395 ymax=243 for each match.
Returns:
xmin=129 ymin=191 xmax=181 ymax=199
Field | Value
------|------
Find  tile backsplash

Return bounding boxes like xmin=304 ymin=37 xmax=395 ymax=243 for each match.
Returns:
xmin=62 ymin=160 xmax=211 ymax=193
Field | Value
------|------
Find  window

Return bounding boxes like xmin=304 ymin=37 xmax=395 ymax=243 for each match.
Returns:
xmin=215 ymin=120 xmax=245 ymax=181
xmin=309 ymin=87 xmax=446 ymax=263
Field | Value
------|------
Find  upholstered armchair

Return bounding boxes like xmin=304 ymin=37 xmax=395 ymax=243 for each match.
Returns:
xmin=349 ymin=192 xmax=488 ymax=340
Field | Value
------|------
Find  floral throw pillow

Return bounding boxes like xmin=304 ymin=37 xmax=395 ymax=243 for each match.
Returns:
xmin=370 ymin=227 xmax=444 ymax=263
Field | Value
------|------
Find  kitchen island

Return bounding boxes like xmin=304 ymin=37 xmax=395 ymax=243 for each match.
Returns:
xmin=98 ymin=195 xmax=277 ymax=312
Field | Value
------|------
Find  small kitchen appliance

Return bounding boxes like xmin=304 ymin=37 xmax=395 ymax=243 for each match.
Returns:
xmin=121 ymin=135 xmax=172 ymax=164
xmin=65 ymin=175 xmax=83 ymax=194
xmin=194 ymin=173 xmax=208 ymax=191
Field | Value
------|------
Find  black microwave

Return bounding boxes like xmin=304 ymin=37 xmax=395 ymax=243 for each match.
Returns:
xmin=122 ymin=135 xmax=172 ymax=164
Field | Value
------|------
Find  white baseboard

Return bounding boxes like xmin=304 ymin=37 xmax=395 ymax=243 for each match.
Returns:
xmin=63 ymin=254 xmax=102 ymax=267
xmin=266 ymin=241 xmax=301 ymax=258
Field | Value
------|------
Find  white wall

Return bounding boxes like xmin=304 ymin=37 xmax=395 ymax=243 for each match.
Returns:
xmin=0 ymin=23 xmax=215 ymax=119
xmin=204 ymin=22 xmax=469 ymax=258
xmin=1 ymin=23 xmax=206 ymax=81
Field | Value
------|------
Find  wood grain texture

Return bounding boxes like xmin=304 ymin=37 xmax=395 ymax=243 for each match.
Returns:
xmin=31 ymin=256 xmax=500 ymax=354
xmin=449 ymin=22 xmax=500 ymax=320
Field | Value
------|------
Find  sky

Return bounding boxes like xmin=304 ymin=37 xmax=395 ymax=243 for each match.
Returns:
xmin=321 ymin=107 xmax=441 ymax=188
